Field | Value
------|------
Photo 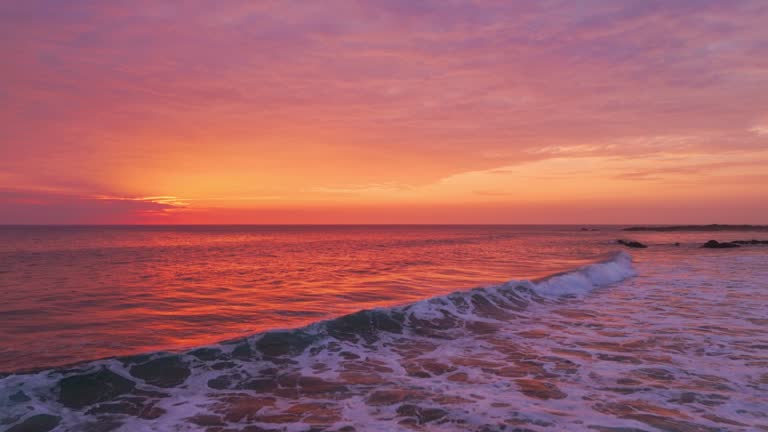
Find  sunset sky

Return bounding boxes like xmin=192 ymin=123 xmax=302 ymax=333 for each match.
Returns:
xmin=1 ymin=0 xmax=767 ymax=224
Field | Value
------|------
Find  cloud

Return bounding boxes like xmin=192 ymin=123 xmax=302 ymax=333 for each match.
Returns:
xmin=309 ymin=182 xmax=410 ymax=197
xmin=0 ymin=1 xmax=767 ymax=222
xmin=0 ymin=189 xmax=184 ymax=224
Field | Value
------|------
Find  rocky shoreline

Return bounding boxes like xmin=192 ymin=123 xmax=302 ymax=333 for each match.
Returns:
xmin=616 ymin=238 xmax=767 ymax=249
xmin=623 ymin=225 xmax=768 ymax=232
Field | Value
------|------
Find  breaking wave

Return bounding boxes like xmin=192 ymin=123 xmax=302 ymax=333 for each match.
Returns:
xmin=307 ymin=250 xmax=635 ymax=342
xmin=0 ymin=251 xmax=636 ymax=432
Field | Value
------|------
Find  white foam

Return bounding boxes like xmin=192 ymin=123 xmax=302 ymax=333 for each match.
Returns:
xmin=401 ymin=251 xmax=635 ymax=325
xmin=532 ymin=251 xmax=636 ymax=296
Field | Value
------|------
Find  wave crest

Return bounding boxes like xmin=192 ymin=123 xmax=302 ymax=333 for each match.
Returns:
xmin=304 ymin=251 xmax=635 ymax=343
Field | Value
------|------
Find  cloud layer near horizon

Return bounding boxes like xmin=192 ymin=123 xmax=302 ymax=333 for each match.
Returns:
xmin=1 ymin=0 xmax=767 ymax=223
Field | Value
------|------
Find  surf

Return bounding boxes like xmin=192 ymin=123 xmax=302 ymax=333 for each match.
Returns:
xmin=0 ymin=252 xmax=638 ymax=432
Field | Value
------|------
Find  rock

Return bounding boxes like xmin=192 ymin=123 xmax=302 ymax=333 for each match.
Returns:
xmin=129 ymin=356 xmax=190 ymax=388
xmin=617 ymin=239 xmax=647 ymax=248
xmin=701 ymin=240 xmax=740 ymax=248
xmin=624 ymin=224 xmax=768 ymax=232
xmin=732 ymin=239 xmax=768 ymax=245
xmin=5 ymin=414 xmax=61 ymax=432
xmin=58 ymin=368 xmax=135 ymax=409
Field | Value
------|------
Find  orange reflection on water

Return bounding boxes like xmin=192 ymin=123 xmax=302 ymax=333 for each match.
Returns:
xmin=0 ymin=224 xmax=736 ymax=372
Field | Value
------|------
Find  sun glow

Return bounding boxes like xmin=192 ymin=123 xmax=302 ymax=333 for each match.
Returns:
xmin=1 ymin=2 xmax=767 ymax=223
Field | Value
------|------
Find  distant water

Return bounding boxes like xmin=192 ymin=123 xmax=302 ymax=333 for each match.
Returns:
xmin=0 ymin=225 xmax=766 ymax=431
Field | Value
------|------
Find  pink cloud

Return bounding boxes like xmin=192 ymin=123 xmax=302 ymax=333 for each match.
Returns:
xmin=1 ymin=1 xmax=767 ymax=223
xmin=0 ymin=189 xmax=180 ymax=224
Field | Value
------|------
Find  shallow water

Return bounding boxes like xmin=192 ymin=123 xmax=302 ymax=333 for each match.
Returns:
xmin=0 ymin=226 xmax=766 ymax=431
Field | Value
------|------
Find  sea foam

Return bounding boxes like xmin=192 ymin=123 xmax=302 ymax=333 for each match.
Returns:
xmin=531 ymin=251 xmax=635 ymax=296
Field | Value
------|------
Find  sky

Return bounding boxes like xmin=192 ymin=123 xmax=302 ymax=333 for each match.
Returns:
xmin=1 ymin=0 xmax=767 ymax=224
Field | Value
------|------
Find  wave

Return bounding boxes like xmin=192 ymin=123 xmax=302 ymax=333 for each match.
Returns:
xmin=0 ymin=251 xmax=635 ymax=432
xmin=300 ymin=251 xmax=635 ymax=344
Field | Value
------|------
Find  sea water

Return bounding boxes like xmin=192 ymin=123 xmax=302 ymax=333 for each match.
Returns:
xmin=0 ymin=225 xmax=766 ymax=431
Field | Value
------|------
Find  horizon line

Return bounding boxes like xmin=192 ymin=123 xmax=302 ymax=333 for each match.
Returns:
xmin=0 ymin=223 xmax=763 ymax=227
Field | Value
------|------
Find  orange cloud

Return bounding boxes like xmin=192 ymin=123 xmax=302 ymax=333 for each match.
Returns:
xmin=1 ymin=1 xmax=767 ymax=223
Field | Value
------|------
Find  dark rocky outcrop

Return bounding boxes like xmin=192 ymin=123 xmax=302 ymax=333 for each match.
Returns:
xmin=624 ymin=225 xmax=768 ymax=232
xmin=617 ymin=239 xmax=647 ymax=249
xmin=732 ymin=239 xmax=768 ymax=245
xmin=701 ymin=240 xmax=740 ymax=249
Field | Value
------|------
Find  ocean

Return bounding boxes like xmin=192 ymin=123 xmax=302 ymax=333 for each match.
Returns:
xmin=0 ymin=225 xmax=766 ymax=431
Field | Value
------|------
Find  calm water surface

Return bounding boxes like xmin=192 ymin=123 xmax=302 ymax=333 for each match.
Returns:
xmin=0 ymin=225 xmax=612 ymax=371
